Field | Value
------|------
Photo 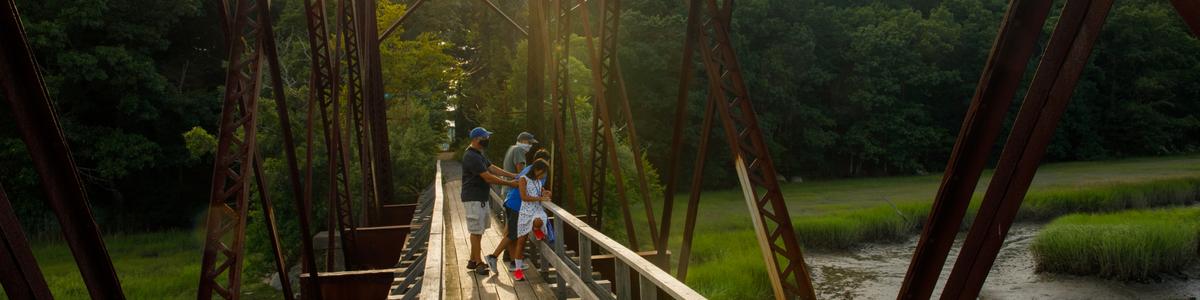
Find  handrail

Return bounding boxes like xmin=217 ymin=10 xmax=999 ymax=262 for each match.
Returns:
xmin=491 ymin=190 xmax=704 ymax=299
xmin=419 ymin=161 xmax=446 ymax=300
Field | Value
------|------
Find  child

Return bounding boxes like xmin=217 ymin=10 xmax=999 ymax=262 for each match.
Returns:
xmin=486 ymin=149 xmax=550 ymax=274
xmin=512 ymin=159 xmax=552 ymax=281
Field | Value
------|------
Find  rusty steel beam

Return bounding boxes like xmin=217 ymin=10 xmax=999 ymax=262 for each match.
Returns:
xmin=0 ymin=1 xmax=125 ymax=298
xmin=1171 ymin=0 xmax=1200 ymax=37
xmin=0 ymin=183 xmax=52 ymax=300
xmin=379 ymin=0 xmax=427 ymax=43
xmin=675 ymin=96 xmax=715 ymax=281
xmin=692 ymin=0 xmax=815 ymax=298
xmin=528 ymin=0 xmax=549 ymax=136
xmin=480 ymin=0 xmax=530 ymax=37
xmin=359 ymin=0 xmax=397 ymax=208
xmin=661 ymin=0 xmax=702 ymax=275
xmin=667 ymin=0 xmax=704 ymax=279
xmin=576 ymin=0 xmax=640 ymax=250
xmin=942 ymin=0 xmax=1114 ymax=298
xmin=197 ymin=0 xmax=268 ymax=298
xmin=896 ymin=1 xmax=1053 ymax=298
xmin=252 ymin=155 xmax=295 ymax=300
xmin=600 ymin=0 xmax=662 ymax=251
xmin=264 ymin=1 xmax=321 ymax=296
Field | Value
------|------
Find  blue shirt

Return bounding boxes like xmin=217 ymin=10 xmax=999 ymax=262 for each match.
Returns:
xmin=504 ymin=166 xmax=545 ymax=211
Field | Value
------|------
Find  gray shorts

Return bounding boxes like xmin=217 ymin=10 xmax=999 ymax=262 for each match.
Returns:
xmin=465 ymin=201 xmax=490 ymax=235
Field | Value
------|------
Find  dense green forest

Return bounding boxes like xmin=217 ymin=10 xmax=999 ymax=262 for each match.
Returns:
xmin=2 ymin=0 xmax=1197 ymax=245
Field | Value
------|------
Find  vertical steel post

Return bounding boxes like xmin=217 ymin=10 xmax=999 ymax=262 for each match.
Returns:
xmin=692 ymin=0 xmax=815 ymax=297
xmin=549 ymin=0 xmax=577 ymax=212
xmin=0 ymin=1 xmax=124 ymax=298
xmin=896 ymin=1 xmax=1053 ymax=298
xmin=197 ymin=0 xmax=267 ymax=297
xmin=942 ymin=0 xmax=1113 ymax=298
xmin=528 ymin=0 xmax=549 ymax=136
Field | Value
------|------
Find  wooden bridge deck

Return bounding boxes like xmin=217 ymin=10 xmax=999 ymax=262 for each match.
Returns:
xmin=439 ymin=162 xmax=557 ymax=300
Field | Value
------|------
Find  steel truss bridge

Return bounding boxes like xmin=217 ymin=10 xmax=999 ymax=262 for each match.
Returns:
xmin=1 ymin=0 xmax=1197 ymax=299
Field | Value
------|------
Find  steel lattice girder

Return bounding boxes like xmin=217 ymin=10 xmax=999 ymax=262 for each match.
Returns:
xmin=338 ymin=0 xmax=380 ymax=226
xmin=575 ymin=0 xmax=642 ymax=251
xmin=690 ymin=0 xmax=817 ymax=298
xmin=0 ymin=0 xmax=125 ymax=298
xmin=197 ymin=0 xmax=268 ymax=298
xmin=310 ymin=0 xmax=360 ymax=271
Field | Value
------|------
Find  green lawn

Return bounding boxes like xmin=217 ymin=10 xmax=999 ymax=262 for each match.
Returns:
xmin=0 ymin=230 xmax=280 ymax=300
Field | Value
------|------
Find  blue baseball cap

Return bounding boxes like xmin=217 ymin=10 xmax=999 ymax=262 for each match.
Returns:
xmin=469 ymin=127 xmax=492 ymax=139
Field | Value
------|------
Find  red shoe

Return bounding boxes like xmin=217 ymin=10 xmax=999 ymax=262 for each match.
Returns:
xmin=514 ymin=268 xmax=526 ymax=281
xmin=532 ymin=228 xmax=545 ymax=240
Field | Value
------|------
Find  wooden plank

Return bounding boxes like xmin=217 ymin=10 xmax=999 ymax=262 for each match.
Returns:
xmin=420 ymin=162 xmax=445 ymax=300
xmin=477 ymin=218 xmax=521 ymax=300
xmin=444 ymin=181 xmax=477 ymax=299
xmin=540 ymin=201 xmax=703 ymax=299
xmin=487 ymin=190 xmax=559 ymax=300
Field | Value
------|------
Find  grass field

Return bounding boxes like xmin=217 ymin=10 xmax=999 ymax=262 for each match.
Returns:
xmin=0 ymin=230 xmax=279 ymax=300
xmin=624 ymin=155 xmax=1200 ymax=299
xmin=1032 ymin=207 xmax=1200 ymax=280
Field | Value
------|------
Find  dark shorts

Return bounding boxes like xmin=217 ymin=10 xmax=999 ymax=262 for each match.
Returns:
xmin=505 ymin=206 xmax=519 ymax=240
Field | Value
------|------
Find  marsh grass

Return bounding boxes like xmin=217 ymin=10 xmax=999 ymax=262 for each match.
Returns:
xmin=1031 ymin=208 xmax=1200 ymax=280
xmin=791 ymin=177 xmax=1199 ymax=250
xmin=0 ymin=230 xmax=279 ymax=300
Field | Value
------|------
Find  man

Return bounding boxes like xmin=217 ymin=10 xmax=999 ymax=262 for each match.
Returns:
xmin=461 ymin=127 xmax=518 ymax=275
xmin=503 ymin=132 xmax=539 ymax=181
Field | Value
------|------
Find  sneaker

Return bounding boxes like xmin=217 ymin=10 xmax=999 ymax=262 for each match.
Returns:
xmin=508 ymin=260 xmax=517 ymax=271
xmin=485 ymin=255 xmax=499 ymax=273
xmin=467 ymin=260 xmax=489 ymax=275
xmin=532 ymin=228 xmax=546 ymax=240
xmin=514 ymin=268 xmax=526 ymax=281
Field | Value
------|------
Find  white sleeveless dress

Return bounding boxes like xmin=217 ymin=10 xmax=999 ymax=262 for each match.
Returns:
xmin=517 ymin=176 xmax=549 ymax=238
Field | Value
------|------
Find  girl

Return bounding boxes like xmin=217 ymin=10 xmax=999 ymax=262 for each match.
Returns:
xmin=512 ymin=159 xmax=552 ymax=281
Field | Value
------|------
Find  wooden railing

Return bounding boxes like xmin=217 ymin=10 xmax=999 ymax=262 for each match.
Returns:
xmin=491 ymin=191 xmax=705 ymax=299
xmin=418 ymin=161 xmax=446 ymax=300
